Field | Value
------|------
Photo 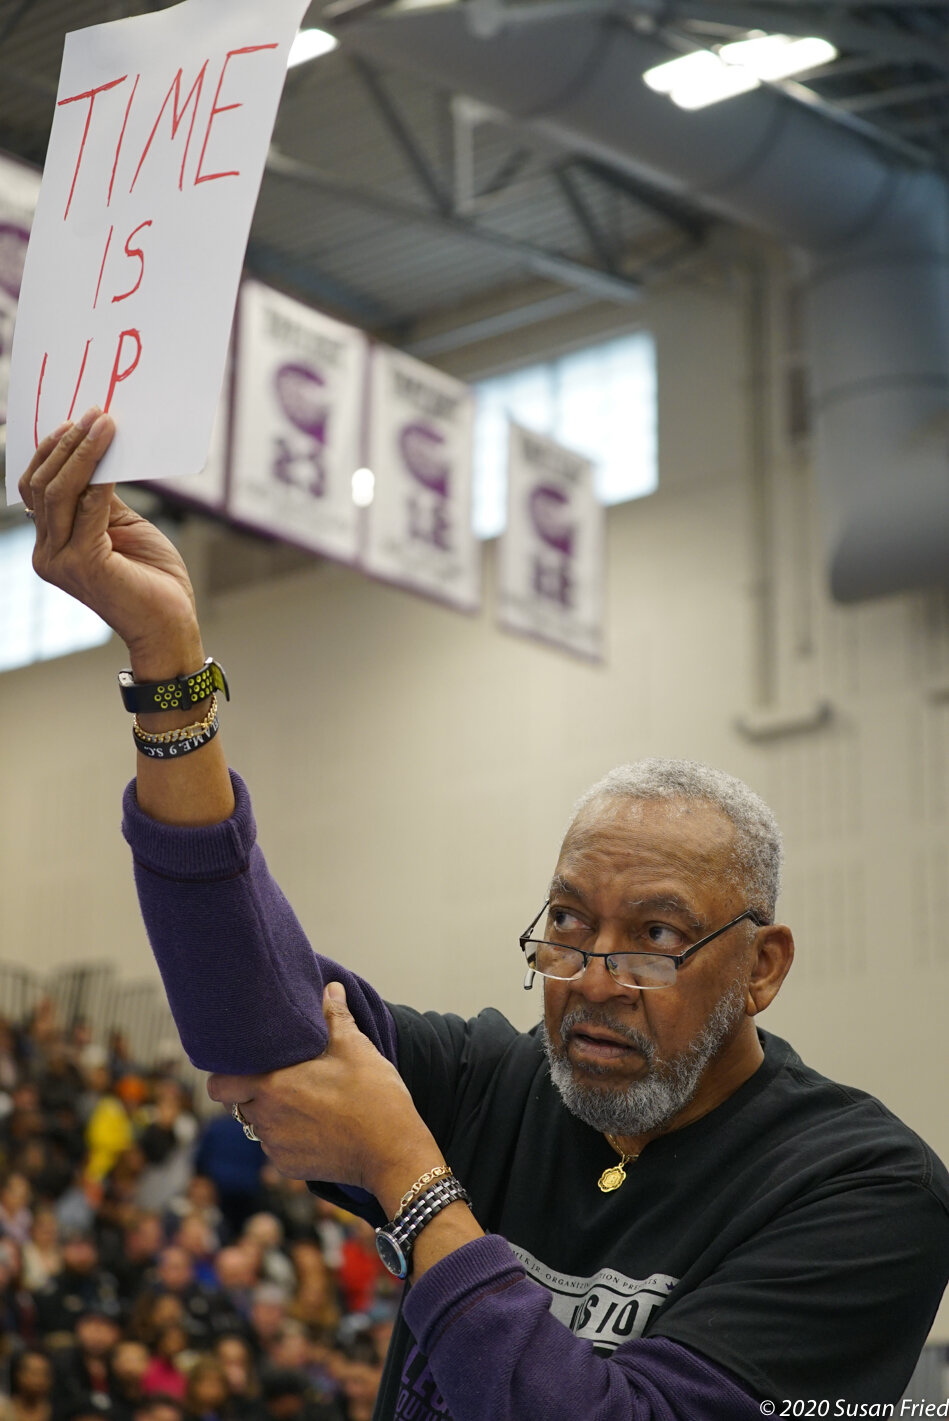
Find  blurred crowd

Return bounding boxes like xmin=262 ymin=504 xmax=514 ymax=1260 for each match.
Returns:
xmin=0 ymin=1001 xmax=400 ymax=1421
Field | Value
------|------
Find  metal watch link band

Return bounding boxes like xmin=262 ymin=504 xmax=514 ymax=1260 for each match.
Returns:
xmin=375 ymin=1174 xmax=472 ymax=1279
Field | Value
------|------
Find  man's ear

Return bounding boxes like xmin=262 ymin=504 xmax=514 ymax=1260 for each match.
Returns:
xmin=746 ymin=925 xmax=794 ymax=1016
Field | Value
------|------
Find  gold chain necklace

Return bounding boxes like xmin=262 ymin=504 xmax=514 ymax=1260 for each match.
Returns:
xmin=597 ymin=1134 xmax=640 ymax=1193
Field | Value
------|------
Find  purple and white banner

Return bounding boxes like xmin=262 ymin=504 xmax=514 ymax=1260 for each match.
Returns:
xmin=227 ymin=279 xmax=367 ymax=562
xmin=498 ymin=421 xmax=605 ymax=661
xmin=0 ymin=154 xmax=41 ymax=442
xmin=362 ymin=345 xmax=480 ymax=611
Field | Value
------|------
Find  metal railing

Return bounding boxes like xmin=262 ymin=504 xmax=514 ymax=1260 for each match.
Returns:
xmin=0 ymin=957 xmax=210 ymax=1111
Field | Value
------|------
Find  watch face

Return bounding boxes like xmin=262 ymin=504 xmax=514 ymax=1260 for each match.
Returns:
xmin=375 ymin=1229 xmax=409 ymax=1279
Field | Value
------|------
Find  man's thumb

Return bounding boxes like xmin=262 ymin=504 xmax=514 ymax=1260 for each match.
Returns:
xmin=323 ymin=981 xmax=350 ymax=1024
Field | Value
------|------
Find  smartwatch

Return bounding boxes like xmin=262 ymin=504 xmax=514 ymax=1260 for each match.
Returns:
xmin=118 ymin=657 xmax=230 ymax=713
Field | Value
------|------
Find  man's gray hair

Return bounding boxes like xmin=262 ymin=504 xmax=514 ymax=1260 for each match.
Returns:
xmin=570 ymin=759 xmax=783 ymax=921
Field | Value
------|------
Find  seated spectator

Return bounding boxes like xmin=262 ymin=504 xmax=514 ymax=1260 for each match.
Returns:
xmin=335 ymin=1340 xmax=382 ymax=1421
xmin=94 ymin=1151 xmax=147 ymax=1275
xmin=183 ymin=1361 xmax=231 ymax=1421
xmin=0 ymin=1351 xmax=53 ymax=1421
xmin=249 ymin=1287 xmax=289 ymax=1358
xmin=81 ymin=1063 xmax=132 ymax=1187
xmin=211 ymin=1336 xmax=258 ymax=1421
xmin=238 ymin=1220 xmax=293 ymax=1295
xmin=140 ymin=1326 xmax=189 ymax=1402
xmin=335 ymin=1222 xmax=386 ymax=1322
xmin=130 ymin=1293 xmax=186 ymax=1352
xmin=37 ymin=1047 xmax=83 ymax=1122
xmin=193 ymin=1122 xmax=262 ymax=1240
xmin=164 ymin=1179 xmax=222 ymax=1255
xmin=49 ymin=1184 xmax=93 ymax=1244
xmin=136 ymin=1084 xmax=198 ymax=1218
xmin=258 ymin=1369 xmax=341 ymax=1421
xmin=137 ymin=1247 xmax=224 ymax=1346
xmin=265 ymin=1327 xmax=338 ymax=1413
xmin=109 ymin=1340 xmax=151 ymax=1421
xmin=0 ymin=1175 xmax=33 ymax=1247
xmin=0 ymin=1020 xmax=19 ymax=1096
xmin=51 ymin=1309 xmax=122 ymax=1421
xmin=34 ymin=1234 xmax=120 ymax=1340
xmin=172 ymin=1218 xmax=217 ymax=1293
xmin=204 ymin=1253 xmax=254 ymax=1342
xmin=107 ymin=1035 xmax=138 ymax=1084
xmin=110 ymin=1214 xmax=163 ymax=1307
xmin=20 ymin=1211 xmax=62 ymax=1294
xmin=132 ymin=1396 xmax=183 ymax=1421
xmin=0 ymin=1239 xmax=35 ymax=1348
xmin=57 ymin=1399 xmax=108 ymax=1421
xmin=284 ymin=1253 xmax=338 ymax=1342
xmin=255 ymin=1176 xmax=315 ymax=1248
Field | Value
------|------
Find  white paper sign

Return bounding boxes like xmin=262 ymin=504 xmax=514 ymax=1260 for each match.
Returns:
xmin=0 ymin=154 xmax=41 ymax=438
xmin=5 ymin=0 xmax=309 ymax=502
xmin=363 ymin=345 xmax=480 ymax=611
xmin=150 ymin=348 xmax=230 ymax=510
xmin=498 ymin=421 xmax=605 ymax=660
xmin=227 ymin=281 xmax=368 ymax=563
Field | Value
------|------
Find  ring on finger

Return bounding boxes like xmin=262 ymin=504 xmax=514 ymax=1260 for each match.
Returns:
xmin=231 ymin=1101 xmax=260 ymax=1143
xmin=24 ymin=509 xmax=36 ymax=521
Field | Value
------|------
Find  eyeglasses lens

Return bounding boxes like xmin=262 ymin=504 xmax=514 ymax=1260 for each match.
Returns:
xmin=528 ymin=940 xmax=675 ymax=989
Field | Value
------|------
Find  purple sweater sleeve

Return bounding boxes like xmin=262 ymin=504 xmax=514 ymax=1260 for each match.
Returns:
xmin=403 ymin=1236 xmax=764 ymax=1421
xmin=121 ymin=771 xmax=397 ymax=1075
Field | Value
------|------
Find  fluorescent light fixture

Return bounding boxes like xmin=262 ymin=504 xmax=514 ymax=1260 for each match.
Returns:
xmin=643 ymin=33 xmax=837 ymax=110
xmin=287 ymin=28 xmax=338 ymax=67
xmin=644 ymin=50 xmax=721 ymax=96
xmin=644 ymin=50 xmax=759 ymax=109
xmin=719 ymin=34 xmax=837 ymax=81
xmin=352 ymin=467 xmax=375 ymax=507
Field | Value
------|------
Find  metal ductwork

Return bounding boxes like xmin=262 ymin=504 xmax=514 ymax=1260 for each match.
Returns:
xmin=332 ymin=4 xmax=949 ymax=601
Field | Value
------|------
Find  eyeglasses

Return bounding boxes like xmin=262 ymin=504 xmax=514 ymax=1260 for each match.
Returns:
xmin=519 ymin=901 xmax=766 ymax=991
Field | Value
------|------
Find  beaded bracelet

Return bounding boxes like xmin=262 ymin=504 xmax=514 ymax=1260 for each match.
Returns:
xmin=395 ymin=1165 xmax=453 ymax=1218
xmin=133 ymin=711 xmax=220 ymax=759
xmin=134 ymin=694 xmax=218 ymax=745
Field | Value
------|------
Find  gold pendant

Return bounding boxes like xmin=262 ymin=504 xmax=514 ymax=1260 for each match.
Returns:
xmin=598 ymin=1162 xmax=627 ymax=1193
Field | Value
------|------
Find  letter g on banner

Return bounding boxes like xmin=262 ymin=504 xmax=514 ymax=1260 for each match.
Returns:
xmin=400 ymin=420 xmax=449 ymax=497
xmin=529 ymin=483 xmax=575 ymax=557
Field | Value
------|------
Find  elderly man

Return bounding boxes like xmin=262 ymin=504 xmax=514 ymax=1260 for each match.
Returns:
xmin=20 ymin=415 xmax=949 ymax=1419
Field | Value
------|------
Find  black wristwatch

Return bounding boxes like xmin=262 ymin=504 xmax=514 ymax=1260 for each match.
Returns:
xmin=375 ymin=1176 xmax=472 ymax=1280
xmin=118 ymin=657 xmax=230 ymax=714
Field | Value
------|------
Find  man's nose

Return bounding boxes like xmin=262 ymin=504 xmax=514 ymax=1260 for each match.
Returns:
xmin=576 ymin=948 xmax=639 ymax=1004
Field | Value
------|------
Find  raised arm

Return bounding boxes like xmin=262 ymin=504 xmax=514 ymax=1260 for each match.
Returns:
xmin=20 ymin=410 xmax=233 ymax=828
xmin=20 ymin=411 xmax=397 ymax=1075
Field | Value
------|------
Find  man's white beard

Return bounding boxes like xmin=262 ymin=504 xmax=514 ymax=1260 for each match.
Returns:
xmin=541 ymin=980 xmax=747 ymax=1137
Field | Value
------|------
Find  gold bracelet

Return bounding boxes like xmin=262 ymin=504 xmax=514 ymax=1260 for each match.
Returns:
xmin=395 ymin=1165 xmax=453 ymax=1218
xmin=133 ymin=694 xmax=218 ymax=745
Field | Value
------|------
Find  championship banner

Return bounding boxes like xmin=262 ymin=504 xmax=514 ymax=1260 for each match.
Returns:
xmin=227 ymin=280 xmax=367 ymax=563
xmin=497 ymin=421 xmax=605 ymax=661
xmin=5 ymin=0 xmax=309 ymax=501
xmin=362 ymin=344 xmax=480 ymax=612
xmin=0 ymin=154 xmax=41 ymax=442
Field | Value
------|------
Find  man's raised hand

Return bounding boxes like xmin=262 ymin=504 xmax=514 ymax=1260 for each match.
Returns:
xmin=19 ymin=408 xmax=201 ymax=669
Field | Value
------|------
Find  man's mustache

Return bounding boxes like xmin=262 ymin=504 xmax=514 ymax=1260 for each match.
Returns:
xmin=557 ymin=1007 xmax=655 ymax=1064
